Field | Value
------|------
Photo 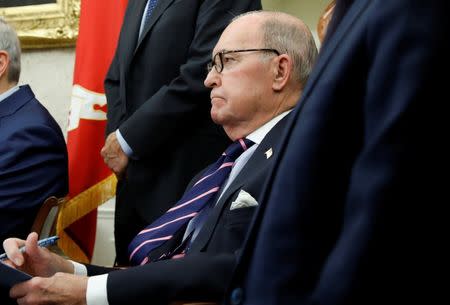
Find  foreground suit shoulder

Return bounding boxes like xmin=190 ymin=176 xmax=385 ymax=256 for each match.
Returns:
xmin=226 ymin=1 xmax=449 ymax=304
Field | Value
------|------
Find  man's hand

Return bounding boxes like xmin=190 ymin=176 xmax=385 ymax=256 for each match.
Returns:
xmin=101 ymin=132 xmax=129 ymax=179
xmin=10 ymin=273 xmax=88 ymax=305
xmin=3 ymin=232 xmax=73 ymax=277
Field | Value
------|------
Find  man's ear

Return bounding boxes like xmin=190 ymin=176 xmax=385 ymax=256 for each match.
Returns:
xmin=272 ymin=54 xmax=291 ymax=92
xmin=0 ymin=51 xmax=9 ymax=79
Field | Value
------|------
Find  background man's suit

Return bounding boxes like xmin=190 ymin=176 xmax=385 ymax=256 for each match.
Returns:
xmin=105 ymin=0 xmax=262 ymax=263
xmin=225 ymin=0 xmax=448 ymax=304
xmin=86 ymin=117 xmax=288 ymax=305
xmin=0 ymin=85 xmax=68 ymax=248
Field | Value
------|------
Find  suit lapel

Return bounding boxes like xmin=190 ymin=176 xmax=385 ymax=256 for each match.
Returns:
xmin=190 ymin=117 xmax=289 ymax=252
xmin=122 ymin=0 xmax=148 ymax=70
xmin=220 ymin=154 xmax=265 ymax=202
xmin=189 ymin=149 xmax=268 ymax=252
xmin=135 ymin=0 xmax=176 ymax=53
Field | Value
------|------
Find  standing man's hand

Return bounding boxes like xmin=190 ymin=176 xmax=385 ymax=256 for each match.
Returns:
xmin=101 ymin=132 xmax=129 ymax=179
xmin=10 ymin=273 xmax=88 ymax=305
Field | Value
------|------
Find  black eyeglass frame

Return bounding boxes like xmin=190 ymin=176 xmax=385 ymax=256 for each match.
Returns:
xmin=207 ymin=48 xmax=281 ymax=73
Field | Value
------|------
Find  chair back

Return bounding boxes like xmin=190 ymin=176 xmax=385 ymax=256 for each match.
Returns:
xmin=31 ymin=196 xmax=65 ymax=239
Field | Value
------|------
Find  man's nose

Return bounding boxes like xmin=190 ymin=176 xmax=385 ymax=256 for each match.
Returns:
xmin=204 ymin=68 xmax=220 ymax=88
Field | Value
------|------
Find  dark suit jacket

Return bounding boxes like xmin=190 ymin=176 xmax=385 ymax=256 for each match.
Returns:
xmin=86 ymin=116 xmax=288 ymax=305
xmin=104 ymin=0 xmax=262 ymax=261
xmin=225 ymin=1 xmax=449 ymax=304
xmin=0 ymin=85 xmax=68 ymax=248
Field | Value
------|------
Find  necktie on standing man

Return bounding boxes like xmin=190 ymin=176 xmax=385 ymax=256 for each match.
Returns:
xmin=128 ymin=138 xmax=255 ymax=265
xmin=138 ymin=0 xmax=159 ymax=39
xmin=144 ymin=0 xmax=159 ymax=26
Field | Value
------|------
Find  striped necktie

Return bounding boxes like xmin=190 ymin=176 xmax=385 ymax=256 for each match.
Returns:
xmin=128 ymin=138 xmax=255 ymax=265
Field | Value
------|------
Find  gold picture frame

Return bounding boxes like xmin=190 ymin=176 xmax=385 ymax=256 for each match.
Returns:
xmin=0 ymin=0 xmax=80 ymax=49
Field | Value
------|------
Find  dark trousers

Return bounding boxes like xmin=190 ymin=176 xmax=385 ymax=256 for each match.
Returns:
xmin=114 ymin=181 xmax=148 ymax=265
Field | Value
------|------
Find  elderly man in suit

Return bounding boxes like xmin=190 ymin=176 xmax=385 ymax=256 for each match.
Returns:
xmin=0 ymin=18 xmax=68 ymax=248
xmin=100 ymin=0 xmax=262 ymax=265
xmin=3 ymin=11 xmax=318 ymax=305
xmin=223 ymin=1 xmax=449 ymax=305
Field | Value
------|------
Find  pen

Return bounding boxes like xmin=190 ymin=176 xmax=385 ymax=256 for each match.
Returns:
xmin=0 ymin=236 xmax=59 ymax=261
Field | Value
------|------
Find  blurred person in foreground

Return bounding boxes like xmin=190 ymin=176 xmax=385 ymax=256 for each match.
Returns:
xmin=223 ymin=0 xmax=449 ymax=304
xmin=3 ymin=11 xmax=318 ymax=305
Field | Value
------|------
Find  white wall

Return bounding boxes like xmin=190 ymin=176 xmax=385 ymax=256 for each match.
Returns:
xmin=91 ymin=198 xmax=116 ymax=266
xmin=20 ymin=48 xmax=74 ymax=136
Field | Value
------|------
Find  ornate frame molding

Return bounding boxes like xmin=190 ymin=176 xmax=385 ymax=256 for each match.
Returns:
xmin=0 ymin=0 xmax=80 ymax=49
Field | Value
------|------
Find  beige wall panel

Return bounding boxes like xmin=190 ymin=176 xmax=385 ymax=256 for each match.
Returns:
xmin=19 ymin=48 xmax=75 ymax=137
xmin=262 ymin=0 xmax=331 ymax=43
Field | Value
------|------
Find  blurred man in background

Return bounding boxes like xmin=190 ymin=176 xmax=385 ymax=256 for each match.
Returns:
xmin=0 ymin=18 xmax=68 ymax=249
xmin=0 ymin=17 xmax=68 ymax=305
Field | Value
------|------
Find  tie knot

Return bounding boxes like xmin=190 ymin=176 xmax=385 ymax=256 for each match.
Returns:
xmin=224 ymin=138 xmax=255 ymax=162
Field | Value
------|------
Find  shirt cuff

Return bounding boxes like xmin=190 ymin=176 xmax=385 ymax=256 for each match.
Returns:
xmin=70 ymin=261 xmax=109 ymax=305
xmin=87 ymin=274 xmax=109 ymax=305
xmin=116 ymin=129 xmax=134 ymax=157
xmin=71 ymin=260 xmax=87 ymax=276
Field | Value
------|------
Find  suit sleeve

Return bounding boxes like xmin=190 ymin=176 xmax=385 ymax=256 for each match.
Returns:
xmin=104 ymin=31 xmax=123 ymax=136
xmin=0 ymin=121 xmax=68 ymax=244
xmin=118 ymin=0 xmax=261 ymax=158
xmin=106 ymin=253 xmax=236 ymax=305
xmin=0 ymin=124 xmax=68 ymax=207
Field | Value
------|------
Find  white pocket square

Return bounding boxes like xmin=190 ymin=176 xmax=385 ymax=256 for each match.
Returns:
xmin=230 ymin=190 xmax=258 ymax=210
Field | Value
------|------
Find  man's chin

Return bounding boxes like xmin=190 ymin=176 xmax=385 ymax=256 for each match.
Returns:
xmin=210 ymin=110 xmax=221 ymax=125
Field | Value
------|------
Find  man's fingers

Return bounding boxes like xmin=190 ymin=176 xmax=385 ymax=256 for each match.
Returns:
xmin=10 ymin=277 xmax=44 ymax=301
xmin=101 ymin=132 xmax=116 ymax=157
xmin=24 ymin=232 xmax=41 ymax=259
xmin=9 ymin=279 xmax=28 ymax=299
xmin=3 ymin=236 xmax=26 ymax=266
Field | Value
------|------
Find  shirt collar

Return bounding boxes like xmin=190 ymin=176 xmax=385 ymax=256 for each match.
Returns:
xmin=246 ymin=110 xmax=292 ymax=145
xmin=0 ymin=85 xmax=19 ymax=104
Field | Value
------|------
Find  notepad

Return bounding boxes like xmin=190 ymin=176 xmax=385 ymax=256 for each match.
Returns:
xmin=0 ymin=261 xmax=31 ymax=288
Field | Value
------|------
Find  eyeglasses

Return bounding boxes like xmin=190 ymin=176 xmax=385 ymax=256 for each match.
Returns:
xmin=207 ymin=48 xmax=280 ymax=73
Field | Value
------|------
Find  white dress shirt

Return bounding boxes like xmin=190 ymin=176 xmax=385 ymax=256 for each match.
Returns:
xmin=78 ymin=110 xmax=291 ymax=305
xmin=115 ymin=129 xmax=134 ymax=157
